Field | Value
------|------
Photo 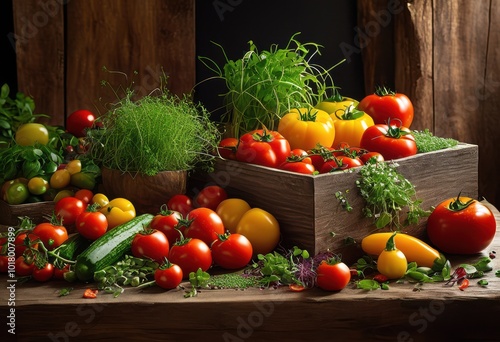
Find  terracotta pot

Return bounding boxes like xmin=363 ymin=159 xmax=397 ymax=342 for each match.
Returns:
xmin=101 ymin=168 xmax=187 ymax=215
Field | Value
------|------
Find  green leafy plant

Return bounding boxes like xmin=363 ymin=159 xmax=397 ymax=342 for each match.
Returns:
xmin=88 ymin=71 xmax=221 ymax=176
xmin=198 ymin=32 xmax=343 ymax=138
xmin=412 ymin=129 xmax=459 ymax=153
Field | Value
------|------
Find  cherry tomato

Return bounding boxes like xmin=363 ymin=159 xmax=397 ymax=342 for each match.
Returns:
xmin=150 ymin=208 xmax=182 ymax=244
xmin=217 ymin=137 xmax=238 ymax=160
xmin=357 ymin=87 xmax=414 ymax=128
xmin=15 ymin=255 xmax=36 ymax=277
xmin=154 ymin=260 xmax=183 ymax=289
xmin=235 ymin=208 xmax=280 ymax=255
xmin=53 ymin=264 xmax=71 ymax=280
xmin=289 ymin=148 xmax=312 ymax=164
xmin=32 ymin=263 xmax=55 ymax=282
xmin=360 ymin=121 xmax=417 ymax=161
xmin=5 ymin=182 xmax=29 ymax=204
xmin=168 ymin=238 xmax=212 ymax=278
xmin=66 ymin=109 xmax=96 ymax=137
xmin=316 ymin=257 xmax=351 ymax=291
xmin=280 ymin=152 xmax=316 ymax=174
xmin=53 ymin=189 xmax=75 ymax=203
xmin=307 ymin=145 xmax=335 ymax=171
xmin=50 ymin=169 xmax=71 ymax=189
xmin=91 ymin=193 xmax=109 ymax=207
xmin=33 ymin=221 xmax=69 ymax=251
xmin=211 ymin=232 xmax=253 ymax=270
xmin=215 ymin=198 xmax=251 ymax=234
xmin=27 ymin=177 xmax=50 ymax=196
xmin=14 ymin=232 xmax=39 ymax=258
xmin=55 ymin=196 xmax=85 ymax=226
xmin=167 ymin=194 xmax=193 ymax=217
xmin=194 ymin=185 xmax=228 ymax=211
xmin=131 ymin=229 xmax=170 ymax=263
xmin=65 ymin=159 xmax=82 ymax=175
xmin=76 ymin=210 xmax=108 ymax=241
xmin=319 ymin=156 xmax=363 ymax=174
xmin=183 ymin=207 xmax=225 ymax=246
xmin=359 ymin=151 xmax=385 ymax=164
xmin=426 ymin=195 xmax=497 ymax=254
xmin=74 ymin=189 xmax=94 ymax=205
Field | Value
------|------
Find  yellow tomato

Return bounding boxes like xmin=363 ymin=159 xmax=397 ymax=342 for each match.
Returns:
xmin=15 ymin=123 xmax=49 ymax=146
xmin=216 ymin=198 xmax=252 ymax=234
xmin=27 ymin=177 xmax=50 ymax=195
xmin=50 ymin=169 xmax=71 ymax=189
xmin=236 ymin=208 xmax=280 ymax=255
xmin=278 ymin=107 xmax=335 ymax=150
xmin=100 ymin=198 xmax=136 ymax=229
xmin=53 ymin=189 xmax=75 ymax=203
xmin=65 ymin=159 xmax=82 ymax=175
xmin=92 ymin=193 xmax=109 ymax=207
xmin=330 ymin=105 xmax=374 ymax=148
xmin=315 ymin=91 xmax=359 ymax=116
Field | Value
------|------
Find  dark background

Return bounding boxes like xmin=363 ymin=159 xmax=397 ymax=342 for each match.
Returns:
xmin=1 ymin=0 xmax=365 ymax=119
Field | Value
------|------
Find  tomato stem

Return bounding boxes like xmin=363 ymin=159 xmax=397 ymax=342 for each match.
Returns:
xmin=447 ymin=192 xmax=475 ymax=212
xmin=374 ymin=85 xmax=396 ymax=97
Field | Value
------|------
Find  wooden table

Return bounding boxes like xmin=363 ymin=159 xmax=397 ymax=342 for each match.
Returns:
xmin=1 ymin=203 xmax=499 ymax=342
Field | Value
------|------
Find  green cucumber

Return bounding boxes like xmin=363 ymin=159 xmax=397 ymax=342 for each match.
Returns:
xmin=51 ymin=233 xmax=92 ymax=266
xmin=74 ymin=214 xmax=153 ymax=282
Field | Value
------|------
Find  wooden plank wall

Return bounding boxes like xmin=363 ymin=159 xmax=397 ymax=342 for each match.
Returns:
xmin=358 ymin=0 xmax=500 ymax=208
xmin=12 ymin=0 xmax=195 ymax=125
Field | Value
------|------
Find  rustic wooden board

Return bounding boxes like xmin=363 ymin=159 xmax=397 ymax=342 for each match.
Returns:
xmin=204 ymin=144 xmax=478 ymax=261
xmin=12 ymin=0 xmax=65 ymax=126
xmin=0 ymin=199 xmax=53 ymax=226
xmin=1 ymin=201 xmax=498 ymax=341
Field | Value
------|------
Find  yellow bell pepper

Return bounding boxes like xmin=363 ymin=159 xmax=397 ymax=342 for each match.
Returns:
xmin=277 ymin=107 xmax=335 ymax=150
xmin=100 ymin=197 xmax=136 ymax=229
xmin=330 ymin=105 xmax=374 ymax=148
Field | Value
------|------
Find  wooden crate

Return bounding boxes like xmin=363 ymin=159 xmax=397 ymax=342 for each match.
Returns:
xmin=0 ymin=199 xmax=54 ymax=226
xmin=202 ymin=143 xmax=478 ymax=262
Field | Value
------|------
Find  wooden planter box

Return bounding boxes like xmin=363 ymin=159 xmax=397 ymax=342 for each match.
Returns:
xmin=202 ymin=143 xmax=478 ymax=262
xmin=0 ymin=199 xmax=54 ymax=226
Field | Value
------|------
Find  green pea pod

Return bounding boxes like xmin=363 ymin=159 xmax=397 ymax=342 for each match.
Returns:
xmin=407 ymin=271 xmax=434 ymax=283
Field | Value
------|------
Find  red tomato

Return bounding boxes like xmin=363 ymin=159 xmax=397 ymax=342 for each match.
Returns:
xmin=74 ymin=189 xmax=94 ymax=205
xmin=76 ymin=210 xmax=108 ymax=241
xmin=360 ymin=122 xmax=417 ymax=161
xmin=66 ymin=109 xmax=96 ymax=137
xmin=32 ymin=263 xmax=55 ymax=282
xmin=218 ymin=137 xmax=238 ymax=160
xmin=316 ymin=258 xmax=351 ymax=291
xmin=183 ymin=207 xmax=225 ymax=246
xmin=54 ymin=197 xmax=86 ymax=226
xmin=154 ymin=261 xmax=183 ymax=289
xmin=53 ymin=264 xmax=71 ymax=280
xmin=33 ymin=222 xmax=69 ymax=251
xmin=236 ymin=129 xmax=291 ymax=168
xmin=211 ymin=233 xmax=253 ymax=269
xmin=360 ymin=151 xmax=385 ymax=164
xmin=280 ymin=161 xmax=316 ymax=174
xmin=167 ymin=194 xmax=193 ymax=217
xmin=150 ymin=209 xmax=182 ymax=244
xmin=289 ymin=148 xmax=312 ymax=164
xmin=131 ymin=230 xmax=170 ymax=263
xmin=168 ymin=238 xmax=212 ymax=278
xmin=357 ymin=87 xmax=414 ymax=128
xmin=194 ymin=185 xmax=228 ymax=211
xmin=319 ymin=156 xmax=363 ymax=174
xmin=14 ymin=232 xmax=39 ymax=258
xmin=15 ymin=255 xmax=35 ymax=277
xmin=0 ymin=255 xmax=8 ymax=273
xmin=307 ymin=145 xmax=335 ymax=171
xmin=426 ymin=196 xmax=497 ymax=254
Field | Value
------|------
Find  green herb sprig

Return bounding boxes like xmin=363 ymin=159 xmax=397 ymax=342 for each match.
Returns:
xmin=356 ymin=161 xmax=431 ymax=229
xmin=412 ymin=129 xmax=459 ymax=153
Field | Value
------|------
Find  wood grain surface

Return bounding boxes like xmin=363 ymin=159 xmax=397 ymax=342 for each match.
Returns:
xmin=1 ymin=204 xmax=498 ymax=341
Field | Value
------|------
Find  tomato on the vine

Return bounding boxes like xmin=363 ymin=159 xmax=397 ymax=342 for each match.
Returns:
xmin=211 ymin=232 xmax=253 ymax=270
xmin=316 ymin=257 xmax=351 ymax=291
xmin=357 ymin=86 xmax=414 ymax=128
xmin=307 ymin=145 xmax=335 ymax=171
xmin=55 ymin=196 xmax=86 ymax=226
xmin=53 ymin=264 xmax=71 ymax=280
xmin=236 ymin=129 xmax=291 ymax=168
xmin=15 ymin=255 xmax=35 ymax=277
xmin=319 ymin=155 xmax=363 ymax=174
xmin=168 ymin=238 xmax=212 ymax=278
xmin=182 ymin=207 xmax=225 ymax=246
xmin=360 ymin=121 xmax=417 ymax=161
xmin=154 ymin=260 xmax=183 ymax=289
xmin=360 ymin=151 xmax=385 ymax=164
xmin=150 ymin=206 xmax=182 ymax=244
xmin=76 ymin=206 xmax=108 ymax=241
xmin=280 ymin=149 xmax=316 ymax=174
xmin=167 ymin=194 xmax=193 ymax=217
xmin=33 ymin=220 xmax=68 ymax=251
xmin=194 ymin=185 xmax=228 ymax=211
xmin=32 ymin=263 xmax=55 ymax=282
xmin=131 ymin=229 xmax=170 ymax=263
xmin=14 ymin=232 xmax=39 ymax=258
xmin=426 ymin=195 xmax=497 ymax=254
